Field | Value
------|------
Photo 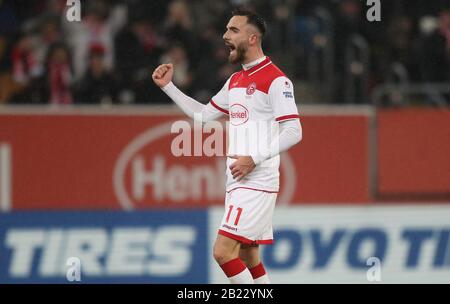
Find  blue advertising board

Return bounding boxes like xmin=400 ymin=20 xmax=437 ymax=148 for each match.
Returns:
xmin=0 ymin=211 xmax=208 ymax=283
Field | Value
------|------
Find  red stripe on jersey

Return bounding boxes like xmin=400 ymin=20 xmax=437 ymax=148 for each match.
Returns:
xmin=220 ymin=258 xmax=246 ymax=278
xmin=226 ymin=187 xmax=279 ymax=194
xmin=276 ymin=114 xmax=300 ymax=122
xmin=228 ymin=58 xmax=286 ymax=94
xmin=245 ymin=57 xmax=272 ymax=75
xmin=218 ymin=229 xmax=274 ymax=245
xmin=249 ymin=263 xmax=267 ymax=279
xmin=210 ymin=99 xmax=229 ymax=115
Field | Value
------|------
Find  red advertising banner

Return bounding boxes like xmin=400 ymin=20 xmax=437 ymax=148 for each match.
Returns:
xmin=377 ymin=108 xmax=450 ymax=199
xmin=0 ymin=108 xmax=370 ymax=210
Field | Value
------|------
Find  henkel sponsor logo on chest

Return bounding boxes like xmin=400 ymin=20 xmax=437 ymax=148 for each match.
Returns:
xmin=230 ymin=104 xmax=249 ymax=126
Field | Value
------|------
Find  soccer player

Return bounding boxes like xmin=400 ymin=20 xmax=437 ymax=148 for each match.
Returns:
xmin=152 ymin=9 xmax=302 ymax=284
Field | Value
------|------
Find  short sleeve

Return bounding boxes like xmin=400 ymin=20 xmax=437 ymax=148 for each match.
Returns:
xmin=269 ymin=76 xmax=300 ymax=122
xmin=209 ymin=77 xmax=231 ymax=115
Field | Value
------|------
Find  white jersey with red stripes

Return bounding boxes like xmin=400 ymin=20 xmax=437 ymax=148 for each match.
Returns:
xmin=210 ymin=57 xmax=300 ymax=193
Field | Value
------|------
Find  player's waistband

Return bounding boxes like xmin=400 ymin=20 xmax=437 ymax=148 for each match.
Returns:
xmin=226 ymin=186 xmax=279 ymax=194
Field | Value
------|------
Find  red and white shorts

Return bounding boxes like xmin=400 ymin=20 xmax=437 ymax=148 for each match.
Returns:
xmin=218 ymin=188 xmax=277 ymax=245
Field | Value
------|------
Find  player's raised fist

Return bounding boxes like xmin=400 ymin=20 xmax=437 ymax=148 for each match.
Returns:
xmin=152 ymin=63 xmax=174 ymax=88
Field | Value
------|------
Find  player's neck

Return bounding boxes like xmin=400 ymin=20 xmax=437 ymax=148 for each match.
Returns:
xmin=242 ymin=49 xmax=266 ymax=71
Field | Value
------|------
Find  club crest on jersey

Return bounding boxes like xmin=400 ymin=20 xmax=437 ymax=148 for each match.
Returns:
xmin=246 ymin=82 xmax=257 ymax=95
xmin=230 ymin=104 xmax=249 ymax=126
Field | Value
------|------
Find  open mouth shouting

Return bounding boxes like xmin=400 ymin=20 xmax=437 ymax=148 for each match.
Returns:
xmin=225 ymin=41 xmax=236 ymax=56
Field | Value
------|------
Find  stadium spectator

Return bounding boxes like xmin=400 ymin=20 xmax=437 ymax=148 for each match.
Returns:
xmin=332 ymin=0 xmax=365 ymax=103
xmin=62 ymin=0 xmax=127 ymax=80
xmin=75 ymin=45 xmax=117 ymax=105
xmin=114 ymin=16 xmax=164 ymax=103
xmin=163 ymin=0 xmax=198 ymax=64
xmin=0 ymin=34 xmax=20 ymax=103
xmin=7 ymin=34 xmax=42 ymax=103
xmin=30 ymin=17 xmax=62 ymax=75
xmin=418 ymin=8 xmax=450 ymax=82
xmin=160 ymin=44 xmax=194 ymax=93
xmin=11 ymin=35 xmax=41 ymax=85
xmin=45 ymin=42 xmax=73 ymax=105
xmin=9 ymin=42 xmax=73 ymax=105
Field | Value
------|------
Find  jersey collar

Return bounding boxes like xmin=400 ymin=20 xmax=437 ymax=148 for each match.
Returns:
xmin=242 ymin=56 xmax=266 ymax=70
xmin=243 ymin=56 xmax=272 ymax=75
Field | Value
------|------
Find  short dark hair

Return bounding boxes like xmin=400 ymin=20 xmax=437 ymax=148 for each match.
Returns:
xmin=232 ymin=8 xmax=266 ymax=37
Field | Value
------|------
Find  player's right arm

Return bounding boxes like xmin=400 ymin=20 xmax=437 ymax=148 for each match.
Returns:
xmin=152 ymin=63 xmax=227 ymax=122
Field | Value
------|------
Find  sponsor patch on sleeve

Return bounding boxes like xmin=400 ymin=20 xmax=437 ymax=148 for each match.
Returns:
xmin=283 ymin=91 xmax=293 ymax=99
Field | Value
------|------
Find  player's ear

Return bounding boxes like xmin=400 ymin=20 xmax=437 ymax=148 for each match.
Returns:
xmin=248 ymin=33 xmax=258 ymax=45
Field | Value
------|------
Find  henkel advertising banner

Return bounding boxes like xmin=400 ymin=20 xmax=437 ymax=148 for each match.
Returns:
xmin=0 ymin=109 xmax=369 ymax=210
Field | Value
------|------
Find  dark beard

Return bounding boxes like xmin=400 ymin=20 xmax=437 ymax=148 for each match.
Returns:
xmin=229 ymin=44 xmax=247 ymax=64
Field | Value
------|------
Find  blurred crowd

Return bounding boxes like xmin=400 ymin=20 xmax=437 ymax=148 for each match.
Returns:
xmin=0 ymin=0 xmax=449 ymax=105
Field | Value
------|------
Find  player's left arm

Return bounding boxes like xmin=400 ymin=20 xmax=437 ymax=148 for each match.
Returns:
xmin=250 ymin=76 xmax=302 ymax=165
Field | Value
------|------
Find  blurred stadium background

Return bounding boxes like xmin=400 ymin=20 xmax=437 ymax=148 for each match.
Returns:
xmin=0 ymin=0 xmax=449 ymax=283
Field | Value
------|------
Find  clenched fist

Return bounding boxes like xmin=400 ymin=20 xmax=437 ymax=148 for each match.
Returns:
xmin=152 ymin=63 xmax=174 ymax=88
